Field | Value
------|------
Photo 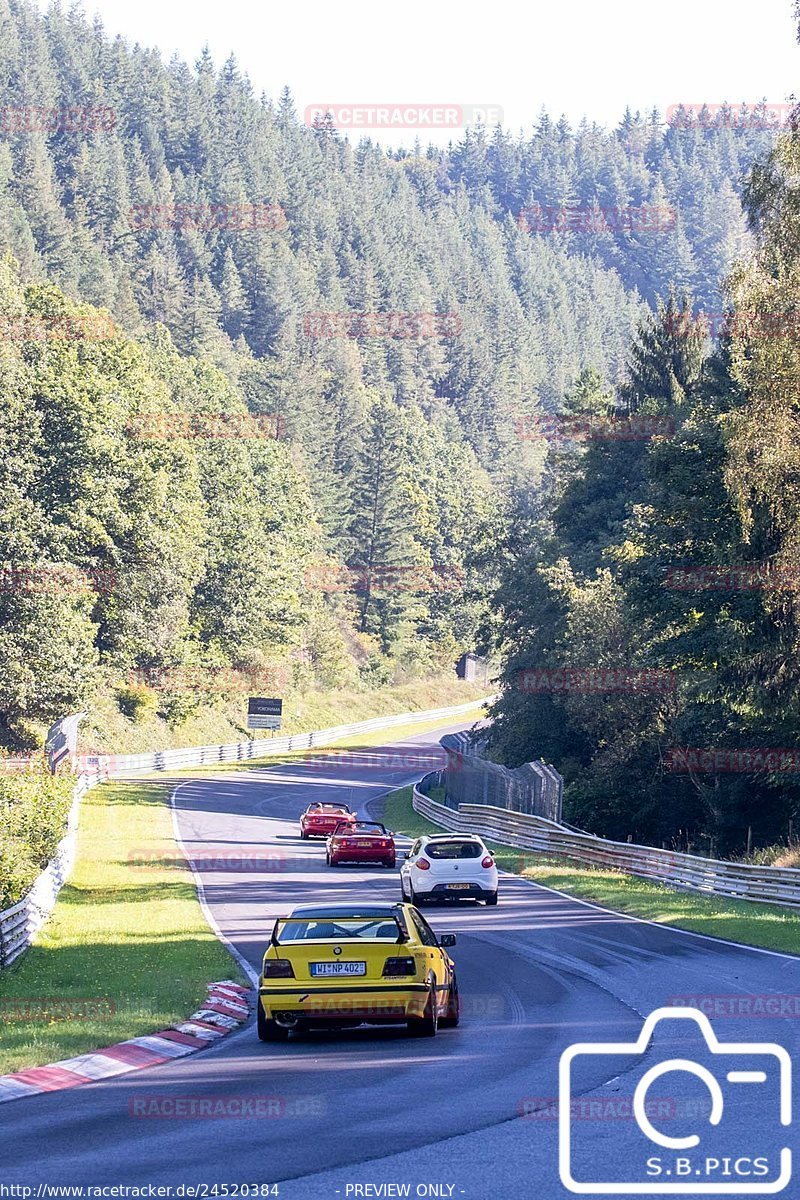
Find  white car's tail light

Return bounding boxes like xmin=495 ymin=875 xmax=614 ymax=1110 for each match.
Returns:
xmin=481 ymin=855 xmax=494 ymax=868
xmin=417 ymin=858 xmax=431 ymax=870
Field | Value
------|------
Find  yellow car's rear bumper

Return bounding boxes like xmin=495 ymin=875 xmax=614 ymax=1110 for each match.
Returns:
xmin=259 ymin=982 xmax=430 ymax=1021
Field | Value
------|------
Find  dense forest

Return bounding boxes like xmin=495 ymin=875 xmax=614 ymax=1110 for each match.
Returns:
xmin=1 ymin=0 xmax=798 ymax=857
xmin=490 ymin=138 xmax=800 ymax=856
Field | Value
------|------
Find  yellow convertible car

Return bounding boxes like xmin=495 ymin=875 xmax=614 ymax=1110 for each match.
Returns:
xmin=257 ymin=902 xmax=459 ymax=1040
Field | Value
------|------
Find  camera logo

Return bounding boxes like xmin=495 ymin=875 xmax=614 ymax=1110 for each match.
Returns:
xmin=559 ymin=1008 xmax=792 ymax=1193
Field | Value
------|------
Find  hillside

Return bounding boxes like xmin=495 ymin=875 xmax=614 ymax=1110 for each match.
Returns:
xmin=0 ymin=0 xmax=781 ymax=753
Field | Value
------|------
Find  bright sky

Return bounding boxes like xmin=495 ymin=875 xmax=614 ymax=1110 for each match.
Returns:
xmin=50 ymin=0 xmax=800 ymax=144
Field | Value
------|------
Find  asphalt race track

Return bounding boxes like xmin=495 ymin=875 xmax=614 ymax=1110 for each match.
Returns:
xmin=1 ymin=721 xmax=798 ymax=1198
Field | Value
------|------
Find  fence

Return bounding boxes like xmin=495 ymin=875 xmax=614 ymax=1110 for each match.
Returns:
xmin=440 ymin=732 xmax=563 ymax=823
xmin=0 ymin=696 xmax=492 ymax=969
xmin=412 ymin=775 xmax=800 ymax=909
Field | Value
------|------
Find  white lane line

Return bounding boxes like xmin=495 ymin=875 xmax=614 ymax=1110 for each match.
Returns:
xmin=170 ymin=782 xmax=259 ymax=987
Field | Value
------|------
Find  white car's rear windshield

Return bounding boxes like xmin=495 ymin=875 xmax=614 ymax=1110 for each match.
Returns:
xmin=426 ymin=841 xmax=483 ymax=859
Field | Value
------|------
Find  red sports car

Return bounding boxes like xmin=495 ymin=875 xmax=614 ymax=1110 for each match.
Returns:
xmin=326 ymin=821 xmax=396 ymax=868
xmin=300 ymin=803 xmax=357 ymax=839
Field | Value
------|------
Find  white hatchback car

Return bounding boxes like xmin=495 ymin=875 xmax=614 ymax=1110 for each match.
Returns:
xmin=400 ymin=834 xmax=499 ymax=906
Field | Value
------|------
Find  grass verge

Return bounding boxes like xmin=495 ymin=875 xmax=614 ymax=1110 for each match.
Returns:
xmin=81 ymin=677 xmax=490 ymax=755
xmin=383 ymin=787 xmax=800 ymax=956
xmin=0 ymin=780 xmax=244 ymax=1074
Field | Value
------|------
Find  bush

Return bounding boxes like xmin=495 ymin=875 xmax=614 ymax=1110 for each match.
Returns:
xmin=2 ymin=719 xmax=47 ymax=752
xmin=359 ymin=655 xmax=393 ymax=688
xmin=0 ymin=772 xmax=75 ymax=909
xmin=739 ymin=841 xmax=800 ymax=868
xmin=116 ymin=683 xmax=158 ymax=723
xmin=158 ymin=691 xmax=201 ymax=729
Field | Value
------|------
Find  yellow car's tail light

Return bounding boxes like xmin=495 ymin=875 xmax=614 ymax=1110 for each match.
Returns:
xmin=382 ymin=956 xmax=417 ymax=977
xmin=263 ymin=959 xmax=295 ymax=978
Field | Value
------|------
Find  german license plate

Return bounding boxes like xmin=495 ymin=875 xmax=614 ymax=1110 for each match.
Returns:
xmin=355 ymin=839 xmax=372 ymax=845
xmin=310 ymin=961 xmax=366 ymax=977
xmin=447 ymin=882 xmax=470 ymax=890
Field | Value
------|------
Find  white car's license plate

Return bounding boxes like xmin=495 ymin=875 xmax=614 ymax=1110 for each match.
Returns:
xmin=447 ymin=882 xmax=471 ymax=890
xmin=310 ymin=961 xmax=366 ymax=976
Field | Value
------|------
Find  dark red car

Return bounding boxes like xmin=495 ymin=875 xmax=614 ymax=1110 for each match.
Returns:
xmin=326 ymin=821 xmax=396 ymax=868
xmin=300 ymin=803 xmax=357 ymax=839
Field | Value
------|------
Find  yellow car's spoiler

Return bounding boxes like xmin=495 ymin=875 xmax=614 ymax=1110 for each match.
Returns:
xmin=269 ymin=913 xmax=407 ymax=945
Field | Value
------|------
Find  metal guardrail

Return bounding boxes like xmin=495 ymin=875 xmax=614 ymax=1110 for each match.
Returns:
xmin=78 ymin=697 xmax=494 ymax=780
xmin=412 ymin=774 xmax=800 ymax=909
xmin=0 ymin=696 xmax=492 ymax=968
xmin=0 ymin=773 xmax=93 ymax=968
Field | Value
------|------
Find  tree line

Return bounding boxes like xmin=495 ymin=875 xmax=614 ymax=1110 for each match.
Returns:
xmin=489 ymin=115 xmax=800 ymax=855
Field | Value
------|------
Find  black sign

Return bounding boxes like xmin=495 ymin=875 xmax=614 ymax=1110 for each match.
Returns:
xmin=248 ymin=697 xmax=283 ymax=717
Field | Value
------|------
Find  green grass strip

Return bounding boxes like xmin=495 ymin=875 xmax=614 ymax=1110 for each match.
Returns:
xmin=0 ymin=780 xmax=244 ymax=1074
xmin=383 ymin=787 xmax=800 ymax=956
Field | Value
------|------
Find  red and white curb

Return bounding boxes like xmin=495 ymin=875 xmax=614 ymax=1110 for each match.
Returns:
xmin=0 ymin=981 xmax=251 ymax=1104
